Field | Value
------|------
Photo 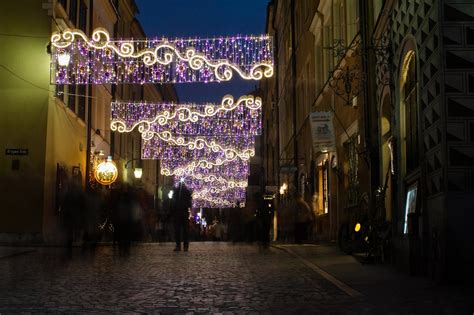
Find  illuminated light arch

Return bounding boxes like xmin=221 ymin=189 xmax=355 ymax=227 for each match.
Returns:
xmin=51 ymin=28 xmax=274 ymax=84
xmin=192 ymin=183 xmax=248 ymax=196
xmin=150 ymin=131 xmax=255 ymax=160
xmin=110 ymin=95 xmax=262 ymax=134
xmin=182 ymin=176 xmax=248 ymax=192
xmin=160 ymin=157 xmax=233 ymax=177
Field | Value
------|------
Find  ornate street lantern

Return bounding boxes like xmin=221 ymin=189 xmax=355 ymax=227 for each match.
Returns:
xmin=94 ymin=156 xmax=118 ymax=185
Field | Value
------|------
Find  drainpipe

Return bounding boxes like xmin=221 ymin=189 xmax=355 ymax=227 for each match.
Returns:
xmin=85 ymin=0 xmax=94 ymax=192
xmin=290 ymin=0 xmax=298 ymax=194
xmin=271 ymin=0 xmax=280 ymax=241
xmin=359 ymin=0 xmax=379 ymax=219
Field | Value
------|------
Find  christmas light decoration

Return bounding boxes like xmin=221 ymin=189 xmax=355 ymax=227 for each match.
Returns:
xmin=182 ymin=177 xmax=248 ymax=193
xmin=142 ymin=134 xmax=255 ymax=163
xmin=51 ymin=28 xmax=274 ymax=85
xmin=192 ymin=185 xmax=247 ymax=208
xmin=111 ymin=95 xmax=261 ymax=134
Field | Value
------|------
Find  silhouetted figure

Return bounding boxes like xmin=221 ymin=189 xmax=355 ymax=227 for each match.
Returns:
xmin=213 ymin=218 xmax=225 ymax=241
xmin=294 ymin=193 xmax=313 ymax=244
xmin=115 ymin=185 xmax=135 ymax=255
xmin=257 ymin=201 xmax=273 ymax=249
xmin=82 ymin=188 xmax=104 ymax=250
xmin=173 ymin=183 xmax=192 ymax=251
xmin=62 ymin=176 xmax=85 ymax=248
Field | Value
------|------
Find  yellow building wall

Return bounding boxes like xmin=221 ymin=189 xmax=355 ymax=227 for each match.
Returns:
xmin=0 ymin=1 xmax=88 ymax=242
xmin=42 ymin=98 xmax=87 ymax=242
xmin=0 ymin=1 xmax=51 ymax=238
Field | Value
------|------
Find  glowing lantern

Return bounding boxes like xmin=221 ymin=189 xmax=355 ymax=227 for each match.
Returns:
xmin=133 ymin=167 xmax=143 ymax=179
xmin=354 ymin=223 xmax=361 ymax=232
xmin=94 ymin=156 xmax=118 ymax=185
xmin=57 ymin=52 xmax=71 ymax=66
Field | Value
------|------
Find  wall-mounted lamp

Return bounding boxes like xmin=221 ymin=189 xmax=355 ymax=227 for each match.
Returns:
xmin=125 ymin=158 xmax=143 ymax=180
xmin=168 ymin=190 xmax=174 ymax=199
xmin=57 ymin=52 xmax=71 ymax=66
xmin=133 ymin=167 xmax=143 ymax=179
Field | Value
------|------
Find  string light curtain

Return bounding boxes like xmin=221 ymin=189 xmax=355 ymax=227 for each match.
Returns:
xmin=51 ymin=28 xmax=274 ymax=85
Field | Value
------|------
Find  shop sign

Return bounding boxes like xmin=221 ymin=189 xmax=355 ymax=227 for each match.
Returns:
xmin=5 ymin=148 xmax=28 ymax=156
xmin=310 ymin=111 xmax=335 ymax=153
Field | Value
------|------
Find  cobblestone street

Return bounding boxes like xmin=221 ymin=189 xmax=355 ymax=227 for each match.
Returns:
xmin=0 ymin=243 xmax=472 ymax=314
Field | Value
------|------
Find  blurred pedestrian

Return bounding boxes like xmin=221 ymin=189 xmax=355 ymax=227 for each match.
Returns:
xmin=83 ymin=187 xmax=104 ymax=249
xmin=213 ymin=219 xmax=225 ymax=241
xmin=173 ymin=182 xmax=192 ymax=251
xmin=115 ymin=185 xmax=134 ymax=255
xmin=294 ymin=193 xmax=313 ymax=244
xmin=257 ymin=201 xmax=273 ymax=249
xmin=61 ymin=175 xmax=85 ymax=248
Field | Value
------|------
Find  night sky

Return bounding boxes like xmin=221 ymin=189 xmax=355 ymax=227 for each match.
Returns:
xmin=135 ymin=0 xmax=269 ymax=103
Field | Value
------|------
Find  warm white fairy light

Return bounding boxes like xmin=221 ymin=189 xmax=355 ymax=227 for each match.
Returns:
xmin=152 ymin=131 xmax=255 ymax=160
xmin=160 ymin=155 xmax=245 ymax=177
xmin=192 ymin=183 xmax=248 ymax=196
xmin=51 ymin=28 xmax=273 ymax=84
xmin=110 ymin=95 xmax=261 ymax=134
xmin=187 ymin=174 xmax=248 ymax=187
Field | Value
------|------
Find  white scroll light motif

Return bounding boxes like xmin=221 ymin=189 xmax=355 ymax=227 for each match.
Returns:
xmin=152 ymin=132 xmax=256 ymax=160
xmin=110 ymin=95 xmax=262 ymax=134
xmin=51 ymin=28 xmax=274 ymax=84
xmin=160 ymin=157 xmax=238 ymax=177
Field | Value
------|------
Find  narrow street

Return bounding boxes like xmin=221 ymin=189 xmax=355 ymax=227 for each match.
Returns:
xmin=1 ymin=243 xmax=472 ymax=314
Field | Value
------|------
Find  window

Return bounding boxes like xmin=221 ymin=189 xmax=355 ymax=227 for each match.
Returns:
xmin=346 ymin=1 xmax=358 ymax=43
xmin=67 ymin=85 xmax=76 ymax=112
xmin=344 ymin=136 xmax=359 ymax=205
xmin=78 ymin=1 xmax=87 ymax=32
xmin=69 ymin=0 xmax=77 ymax=25
xmin=56 ymin=84 xmax=64 ymax=102
xmin=373 ymin=0 xmax=384 ymax=25
xmin=317 ymin=159 xmax=330 ymax=214
xmin=400 ymin=50 xmax=419 ymax=174
xmin=77 ymin=85 xmax=86 ymax=121
xmin=322 ymin=160 xmax=329 ymax=213
xmin=58 ymin=0 xmax=67 ymax=11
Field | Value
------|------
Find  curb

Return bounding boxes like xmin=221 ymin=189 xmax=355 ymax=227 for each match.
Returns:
xmin=272 ymin=244 xmax=363 ymax=298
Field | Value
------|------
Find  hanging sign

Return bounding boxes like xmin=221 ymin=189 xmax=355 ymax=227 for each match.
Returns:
xmin=310 ymin=111 xmax=335 ymax=153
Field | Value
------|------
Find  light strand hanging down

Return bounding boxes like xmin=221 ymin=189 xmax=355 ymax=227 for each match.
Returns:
xmin=179 ymin=176 xmax=248 ymax=192
xmin=51 ymin=28 xmax=274 ymax=85
xmin=192 ymin=195 xmax=244 ymax=209
xmin=182 ymin=160 xmax=250 ymax=184
xmin=111 ymin=95 xmax=262 ymax=134
xmin=142 ymin=133 xmax=256 ymax=161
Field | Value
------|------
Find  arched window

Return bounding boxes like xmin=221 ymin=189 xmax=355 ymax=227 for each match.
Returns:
xmin=400 ymin=50 xmax=419 ymax=174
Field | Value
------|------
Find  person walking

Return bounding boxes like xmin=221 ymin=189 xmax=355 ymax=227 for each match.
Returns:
xmin=173 ymin=182 xmax=192 ymax=251
xmin=294 ymin=193 xmax=313 ymax=244
xmin=257 ymin=201 xmax=273 ymax=249
xmin=213 ymin=219 xmax=225 ymax=241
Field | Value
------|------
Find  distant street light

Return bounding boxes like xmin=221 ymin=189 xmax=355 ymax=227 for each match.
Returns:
xmin=168 ymin=190 xmax=174 ymax=199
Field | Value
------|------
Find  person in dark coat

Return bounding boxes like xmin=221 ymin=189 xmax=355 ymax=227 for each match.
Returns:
xmin=257 ymin=199 xmax=274 ymax=249
xmin=62 ymin=176 xmax=85 ymax=248
xmin=173 ymin=182 xmax=192 ymax=251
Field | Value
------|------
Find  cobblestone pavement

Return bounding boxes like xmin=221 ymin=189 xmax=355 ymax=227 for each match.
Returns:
xmin=0 ymin=243 xmax=369 ymax=314
xmin=0 ymin=243 xmax=471 ymax=314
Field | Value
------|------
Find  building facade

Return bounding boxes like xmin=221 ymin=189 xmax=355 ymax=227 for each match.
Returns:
xmin=0 ymin=0 xmax=176 ymax=244
xmin=262 ymin=0 xmax=474 ymax=282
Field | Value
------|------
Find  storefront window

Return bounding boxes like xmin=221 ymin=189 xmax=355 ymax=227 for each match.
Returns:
xmin=344 ymin=136 xmax=359 ymax=205
xmin=400 ymin=50 xmax=419 ymax=174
